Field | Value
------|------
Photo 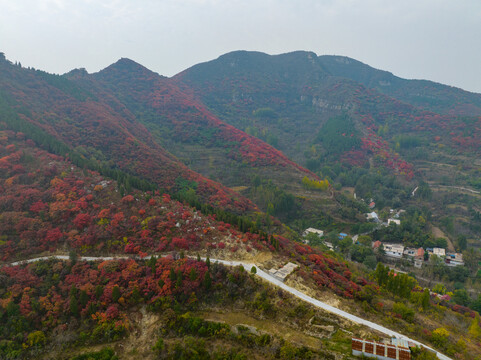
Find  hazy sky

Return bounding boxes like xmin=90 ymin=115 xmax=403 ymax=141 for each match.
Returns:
xmin=1 ymin=0 xmax=480 ymax=93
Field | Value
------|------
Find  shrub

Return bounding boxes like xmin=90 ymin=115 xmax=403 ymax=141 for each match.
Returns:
xmin=392 ymin=302 xmax=415 ymax=323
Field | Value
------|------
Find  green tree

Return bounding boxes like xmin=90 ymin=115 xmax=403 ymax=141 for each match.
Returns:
xmin=70 ymin=296 xmax=79 ymax=318
xmin=431 ymin=328 xmax=449 ymax=348
xmin=363 ymin=255 xmax=377 ymax=269
xmin=456 ymin=235 xmax=467 ymax=251
xmin=432 ymin=284 xmax=446 ymax=295
xmin=392 ymin=302 xmax=415 ymax=322
xmin=203 ymin=271 xmax=212 ymax=290
xmin=452 ymin=289 xmax=469 ymax=306
xmin=338 ymin=236 xmax=352 ymax=255
xmin=471 ymin=294 xmax=481 ymax=313
xmin=374 ymin=263 xmax=389 ymax=287
xmin=421 ymin=289 xmax=430 ymax=310
xmin=26 ymin=330 xmax=46 ymax=348
xmin=358 ymin=235 xmax=372 ymax=247
xmin=112 ymin=286 xmax=121 ymax=303
xmin=468 ymin=314 xmax=481 ymax=339
xmin=152 ymin=337 xmax=165 ymax=354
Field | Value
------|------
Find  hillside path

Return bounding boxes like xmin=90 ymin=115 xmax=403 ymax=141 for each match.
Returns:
xmin=6 ymin=255 xmax=450 ymax=360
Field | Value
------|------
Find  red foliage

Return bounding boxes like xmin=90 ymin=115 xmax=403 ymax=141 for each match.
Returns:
xmin=171 ymin=237 xmax=189 ymax=250
xmin=121 ymin=195 xmax=134 ymax=203
xmin=73 ymin=213 xmax=91 ymax=230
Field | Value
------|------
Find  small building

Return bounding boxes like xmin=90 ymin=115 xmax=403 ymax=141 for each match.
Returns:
xmin=429 ymin=247 xmax=446 ymax=257
xmin=339 ymin=233 xmax=348 ymax=240
xmin=445 ymin=253 xmax=464 ymax=267
xmin=324 ymin=241 xmax=334 ymax=251
xmin=369 ymin=201 xmax=376 ymax=209
xmin=415 ymin=248 xmax=425 ymax=259
xmin=303 ymin=227 xmax=324 ymax=237
xmin=352 ymin=338 xmax=411 ymax=360
xmin=388 ymin=218 xmax=401 ymax=226
xmin=403 ymin=248 xmax=417 ymax=258
xmin=367 ymin=212 xmax=380 ymax=222
xmin=352 ymin=234 xmax=359 ymax=244
xmin=268 ymin=262 xmax=298 ymax=282
xmin=390 ymin=338 xmax=416 ymax=349
xmin=383 ymin=244 xmax=405 ymax=259
xmin=372 ymin=240 xmax=382 ymax=250
xmin=302 ymin=228 xmax=324 ymax=244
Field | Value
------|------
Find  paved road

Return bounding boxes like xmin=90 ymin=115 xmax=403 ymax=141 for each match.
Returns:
xmin=431 ymin=184 xmax=480 ymax=195
xmin=6 ymin=255 xmax=451 ymax=359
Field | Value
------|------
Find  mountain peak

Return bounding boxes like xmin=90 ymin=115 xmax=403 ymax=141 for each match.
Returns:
xmin=64 ymin=67 xmax=89 ymax=79
xmin=96 ymin=57 xmax=164 ymax=81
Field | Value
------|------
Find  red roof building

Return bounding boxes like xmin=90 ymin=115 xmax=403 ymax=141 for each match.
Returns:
xmin=373 ymin=241 xmax=382 ymax=249
xmin=352 ymin=338 xmax=411 ymax=360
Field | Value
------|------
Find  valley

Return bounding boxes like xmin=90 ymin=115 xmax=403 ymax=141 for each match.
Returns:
xmin=0 ymin=50 xmax=480 ymax=359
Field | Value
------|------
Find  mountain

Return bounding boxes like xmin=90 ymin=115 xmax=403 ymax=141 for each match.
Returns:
xmin=0 ymin=125 xmax=379 ymax=360
xmin=86 ymin=57 xmax=318 ymax=195
xmin=0 ymin=55 xmax=255 ymax=214
xmin=73 ymin=57 xmax=354 ymax=230
xmin=318 ymin=55 xmax=481 ymax=116
xmin=175 ymin=50 xmax=481 ymax=240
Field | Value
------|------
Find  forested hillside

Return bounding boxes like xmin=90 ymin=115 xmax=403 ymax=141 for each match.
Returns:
xmin=176 ymin=50 xmax=481 ymax=242
xmin=0 ymin=55 xmax=254 ymax=214
xmin=1 ymin=50 xmax=481 ymax=359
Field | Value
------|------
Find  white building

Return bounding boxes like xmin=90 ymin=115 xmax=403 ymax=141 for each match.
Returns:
xmin=366 ymin=212 xmax=380 ymax=222
xmin=388 ymin=218 xmax=401 ymax=226
xmin=303 ymin=228 xmax=324 ymax=237
xmin=432 ymin=248 xmax=446 ymax=257
xmin=268 ymin=262 xmax=298 ymax=282
xmin=445 ymin=253 xmax=464 ymax=267
xmin=383 ymin=244 xmax=405 ymax=259
xmin=403 ymin=248 xmax=417 ymax=258
xmin=324 ymin=241 xmax=334 ymax=251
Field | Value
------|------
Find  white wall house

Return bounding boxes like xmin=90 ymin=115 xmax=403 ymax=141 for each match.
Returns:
xmin=432 ymin=248 xmax=446 ymax=257
xmin=388 ymin=218 xmax=401 ymax=226
xmin=445 ymin=253 xmax=464 ymax=267
xmin=303 ymin=228 xmax=324 ymax=237
xmin=383 ymin=244 xmax=405 ymax=259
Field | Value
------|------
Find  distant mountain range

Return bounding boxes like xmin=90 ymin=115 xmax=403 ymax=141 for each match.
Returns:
xmin=1 ymin=50 xmax=480 ymax=236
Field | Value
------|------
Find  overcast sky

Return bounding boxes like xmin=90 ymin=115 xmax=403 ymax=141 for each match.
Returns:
xmin=1 ymin=0 xmax=480 ymax=93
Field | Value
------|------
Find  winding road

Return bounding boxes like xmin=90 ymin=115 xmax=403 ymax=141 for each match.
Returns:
xmin=6 ymin=255 xmax=451 ymax=360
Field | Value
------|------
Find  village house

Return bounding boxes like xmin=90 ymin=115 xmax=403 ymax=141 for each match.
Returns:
xmin=303 ymin=227 xmax=324 ymax=237
xmin=302 ymin=227 xmax=324 ymax=244
xmin=366 ymin=212 xmax=380 ymax=222
xmin=414 ymin=258 xmax=423 ymax=268
xmin=400 ymin=247 xmax=424 ymax=267
xmin=323 ymin=241 xmax=334 ymax=251
xmin=403 ymin=248 xmax=417 ymax=258
xmin=403 ymin=247 xmax=424 ymax=259
xmin=445 ymin=252 xmax=464 ymax=267
xmin=427 ymin=247 xmax=446 ymax=258
xmin=388 ymin=218 xmax=401 ymax=226
xmin=383 ymin=243 xmax=405 ymax=259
